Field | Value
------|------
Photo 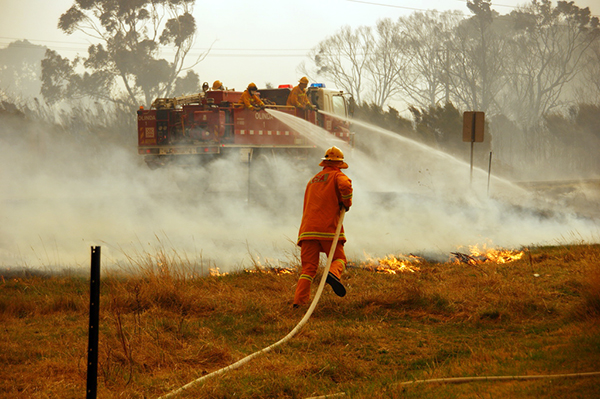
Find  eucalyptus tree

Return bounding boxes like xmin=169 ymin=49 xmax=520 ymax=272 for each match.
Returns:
xmin=0 ymin=40 xmax=47 ymax=99
xmin=397 ymin=10 xmax=463 ymax=108
xmin=41 ymin=0 xmax=206 ymax=107
xmin=304 ymin=25 xmax=374 ymax=104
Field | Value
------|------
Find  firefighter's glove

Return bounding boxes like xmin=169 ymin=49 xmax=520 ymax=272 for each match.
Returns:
xmin=339 ymin=203 xmax=350 ymax=212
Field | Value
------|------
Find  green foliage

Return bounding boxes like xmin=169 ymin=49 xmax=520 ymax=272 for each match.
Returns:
xmin=409 ymin=102 xmax=464 ymax=152
xmin=354 ymin=102 xmax=413 ymax=134
xmin=40 ymin=49 xmax=79 ymax=104
xmin=543 ymin=104 xmax=600 ymax=172
xmin=42 ymin=0 xmax=202 ymax=108
xmin=160 ymin=12 xmax=196 ymax=47
xmin=467 ymin=0 xmax=495 ymax=25
xmin=510 ymin=0 xmax=600 ymax=36
xmin=572 ymin=103 xmax=600 ymax=140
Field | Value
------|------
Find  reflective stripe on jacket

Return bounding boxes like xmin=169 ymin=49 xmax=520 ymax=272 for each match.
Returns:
xmin=297 ymin=166 xmax=353 ymax=244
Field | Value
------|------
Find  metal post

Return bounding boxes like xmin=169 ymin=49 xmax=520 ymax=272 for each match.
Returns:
xmin=87 ymin=246 xmax=101 ymax=399
xmin=247 ymin=151 xmax=252 ymax=204
xmin=470 ymin=113 xmax=476 ymax=186
xmin=487 ymin=151 xmax=493 ymax=197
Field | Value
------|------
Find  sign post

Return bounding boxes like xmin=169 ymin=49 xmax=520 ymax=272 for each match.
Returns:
xmin=462 ymin=111 xmax=485 ymax=185
xmin=487 ymin=151 xmax=493 ymax=196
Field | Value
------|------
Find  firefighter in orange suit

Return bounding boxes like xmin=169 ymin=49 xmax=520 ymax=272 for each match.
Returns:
xmin=287 ymin=76 xmax=315 ymax=110
xmin=293 ymin=146 xmax=353 ymax=307
xmin=238 ymin=82 xmax=265 ymax=110
xmin=212 ymin=80 xmax=224 ymax=90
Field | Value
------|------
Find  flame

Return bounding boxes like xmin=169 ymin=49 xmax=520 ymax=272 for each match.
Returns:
xmin=245 ymin=267 xmax=294 ymax=275
xmin=209 ymin=267 xmax=227 ymax=276
xmin=246 ymin=255 xmax=294 ymax=275
xmin=453 ymin=244 xmax=524 ymax=264
xmin=360 ymin=253 xmax=422 ymax=274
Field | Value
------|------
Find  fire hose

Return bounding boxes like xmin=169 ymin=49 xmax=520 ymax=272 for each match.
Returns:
xmin=157 ymin=209 xmax=346 ymax=399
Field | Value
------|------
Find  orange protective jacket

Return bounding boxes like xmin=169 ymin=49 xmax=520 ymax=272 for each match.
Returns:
xmin=297 ymin=166 xmax=353 ymax=244
xmin=286 ymin=85 xmax=312 ymax=108
xmin=238 ymin=90 xmax=265 ymax=109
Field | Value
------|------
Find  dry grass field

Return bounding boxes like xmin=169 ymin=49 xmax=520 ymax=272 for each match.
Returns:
xmin=1 ymin=243 xmax=599 ymax=398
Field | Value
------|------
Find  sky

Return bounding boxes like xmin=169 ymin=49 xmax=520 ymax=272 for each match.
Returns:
xmin=1 ymin=0 xmax=599 ymax=98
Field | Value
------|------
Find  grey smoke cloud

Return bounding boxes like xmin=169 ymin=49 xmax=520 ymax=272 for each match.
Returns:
xmin=1 ymin=110 xmax=598 ymax=272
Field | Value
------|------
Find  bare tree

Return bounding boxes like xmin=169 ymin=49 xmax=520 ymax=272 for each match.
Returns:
xmin=365 ymin=19 xmax=405 ymax=108
xmin=449 ymin=0 xmax=507 ymax=114
xmin=398 ymin=10 xmax=463 ymax=108
xmin=303 ymin=25 xmax=374 ymax=104
xmin=503 ymin=0 xmax=600 ymax=128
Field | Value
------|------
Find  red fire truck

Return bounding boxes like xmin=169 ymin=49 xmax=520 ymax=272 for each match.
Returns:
xmin=137 ymin=84 xmax=353 ymax=169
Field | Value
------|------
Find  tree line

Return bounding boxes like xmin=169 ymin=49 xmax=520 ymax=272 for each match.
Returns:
xmin=304 ymin=0 xmax=599 ymax=130
xmin=302 ymin=0 xmax=600 ymax=179
xmin=1 ymin=0 xmax=599 ymax=179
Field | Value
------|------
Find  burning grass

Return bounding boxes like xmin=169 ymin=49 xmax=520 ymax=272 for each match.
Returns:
xmin=1 ymin=244 xmax=599 ymax=398
xmin=451 ymin=244 xmax=525 ymax=265
xmin=359 ymin=253 xmax=422 ymax=274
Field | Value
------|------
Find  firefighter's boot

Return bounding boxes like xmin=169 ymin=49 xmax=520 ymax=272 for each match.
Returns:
xmin=326 ymin=258 xmax=346 ymax=297
xmin=326 ymin=272 xmax=346 ymax=297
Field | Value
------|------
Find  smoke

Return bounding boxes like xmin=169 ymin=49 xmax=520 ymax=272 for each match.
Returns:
xmin=267 ymin=110 xmax=599 ymax=261
xmin=0 ymin=115 xmax=305 ymax=272
xmin=1 ymin=109 xmax=598 ymax=273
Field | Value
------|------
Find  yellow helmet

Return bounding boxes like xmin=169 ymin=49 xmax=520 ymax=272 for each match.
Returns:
xmin=319 ymin=146 xmax=348 ymax=168
xmin=212 ymin=80 xmax=223 ymax=90
xmin=248 ymin=82 xmax=258 ymax=91
xmin=322 ymin=146 xmax=344 ymax=161
xmin=299 ymin=76 xmax=309 ymax=85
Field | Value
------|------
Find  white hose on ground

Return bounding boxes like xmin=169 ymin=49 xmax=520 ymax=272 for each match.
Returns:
xmin=301 ymin=371 xmax=600 ymax=398
xmin=399 ymin=371 xmax=600 ymax=385
xmin=304 ymin=393 xmax=346 ymax=399
xmin=157 ymin=210 xmax=347 ymax=399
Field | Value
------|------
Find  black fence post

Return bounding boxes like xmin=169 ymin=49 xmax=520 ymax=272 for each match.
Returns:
xmin=87 ymin=246 xmax=101 ymax=399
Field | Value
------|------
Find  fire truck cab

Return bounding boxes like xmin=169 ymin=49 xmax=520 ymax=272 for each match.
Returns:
xmin=137 ymin=84 xmax=353 ymax=169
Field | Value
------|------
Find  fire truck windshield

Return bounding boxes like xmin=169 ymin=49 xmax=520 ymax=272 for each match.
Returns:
xmin=332 ymin=95 xmax=346 ymax=118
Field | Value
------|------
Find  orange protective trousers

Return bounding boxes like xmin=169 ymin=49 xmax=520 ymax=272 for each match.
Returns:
xmin=293 ymin=239 xmax=346 ymax=306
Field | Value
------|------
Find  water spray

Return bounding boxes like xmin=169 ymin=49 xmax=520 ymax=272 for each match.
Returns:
xmin=318 ymin=110 xmax=527 ymax=195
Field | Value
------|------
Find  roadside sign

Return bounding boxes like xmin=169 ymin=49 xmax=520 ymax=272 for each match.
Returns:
xmin=463 ymin=111 xmax=485 ymax=142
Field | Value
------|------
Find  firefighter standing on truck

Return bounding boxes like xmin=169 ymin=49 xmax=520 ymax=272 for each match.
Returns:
xmin=293 ymin=146 xmax=352 ymax=308
xmin=287 ymin=77 xmax=315 ymax=110
xmin=212 ymin=80 xmax=224 ymax=90
xmin=238 ymin=82 xmax=265 ymax=110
